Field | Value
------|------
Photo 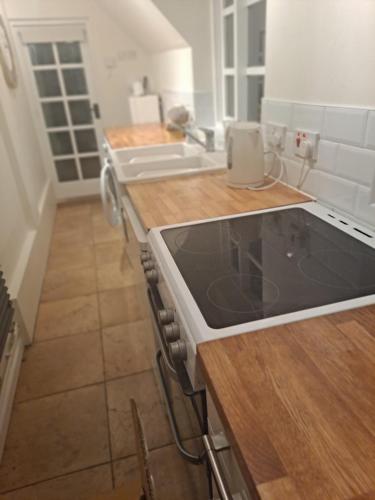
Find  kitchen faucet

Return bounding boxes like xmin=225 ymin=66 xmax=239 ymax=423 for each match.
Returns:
xmin=166 ymin=106 xmax=215 ymax=152
xmin=175 ymin=123 xmax=215 ymax=152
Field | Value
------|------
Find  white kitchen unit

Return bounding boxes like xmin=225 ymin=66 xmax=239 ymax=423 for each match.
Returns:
xmin=129 ymin=94 xmax=161 ymax=124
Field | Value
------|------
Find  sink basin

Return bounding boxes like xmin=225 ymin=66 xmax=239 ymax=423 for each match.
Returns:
xmin=112 ymin=142 xmax=203 ymax=165
xmin=111 ymin=142 xmax=227 ymax=183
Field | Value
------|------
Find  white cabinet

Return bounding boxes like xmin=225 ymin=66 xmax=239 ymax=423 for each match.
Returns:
xmin=129 ymin=95 xmax=161 ymax=125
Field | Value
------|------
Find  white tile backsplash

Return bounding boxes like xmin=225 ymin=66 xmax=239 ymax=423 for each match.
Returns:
xmin=262 ymin=99 xmax=375 ymax=229
xmin=292 ymin=104 xmax=324 ymax=132
xmin=284 ymin=131 xmax=295 ymax=159
xmin=316 ymin=140 xmax=338 ymax=173
xmin=303 ymin=169 xmax=358 ymax=214
xmin=365 ymin=111 xmax=375 ymax=150
xmin=354 ymin=186 xmax=375 ymax=228
xmin=335 ymin=145 xmax=375 ymax=186
xmin=262 ymin=100 xmax=293 ymax=127
xmin=322 ymin=107 xmax=368 ymax=146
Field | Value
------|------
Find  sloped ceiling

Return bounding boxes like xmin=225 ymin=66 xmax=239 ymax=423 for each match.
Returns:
xmin=96 ymin=0 xmax=188 ymax=53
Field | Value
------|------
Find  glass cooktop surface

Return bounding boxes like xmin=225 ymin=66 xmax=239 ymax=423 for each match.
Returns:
xmin=161 ymin=208 xmax=375 ymax=329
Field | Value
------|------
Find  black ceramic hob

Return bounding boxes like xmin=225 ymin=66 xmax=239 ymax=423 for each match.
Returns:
xmin=161 ymin=208 xmax=375 ymax=329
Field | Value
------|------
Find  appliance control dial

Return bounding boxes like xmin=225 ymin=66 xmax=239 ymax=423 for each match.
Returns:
xmin=158 ymin=309 xmax=175 ymax=325
xmin=169 ymin=339 xmax=187 ymax=362
xmin=163 ymin=322 xmax=180 ymax=342
xmin=142 ymin=260 xmax=155 ymax=271
xmin=145 ymin=269 xmax=158 ymax=284
xmin=140 ymin=252 xmax=151 ymax=263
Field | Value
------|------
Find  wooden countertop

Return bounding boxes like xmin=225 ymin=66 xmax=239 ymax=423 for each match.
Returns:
xmin=126 ymin=172 xmax=311 ymax=229
xmin=198 ymin=306 xmax=375 ymax=499
xmin=105 ymin=123 xmax=184 ymax=149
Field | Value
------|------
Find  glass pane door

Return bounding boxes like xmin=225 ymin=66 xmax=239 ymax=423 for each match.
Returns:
xmin=27 ymin=40 xmax=102 ymax=188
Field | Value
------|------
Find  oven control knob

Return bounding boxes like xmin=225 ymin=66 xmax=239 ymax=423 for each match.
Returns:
xmin=145 ymin=269 xmax=158 ymax=284
xmin=140 ymin=252 xmax=151 ymax=263
xmin=142 ymin=260 xmax=155 ymax=271
xmin=164 ymin=322 xmax=180 ymax=342
xmin=158 ymin=309 xmax=175 ymax=325
xmin=169 ymin=340 xmax=187 ymax=362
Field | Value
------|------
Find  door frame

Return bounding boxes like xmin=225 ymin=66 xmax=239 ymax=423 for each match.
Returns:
xmin=10 ymin=18 xmax=104 ymax=200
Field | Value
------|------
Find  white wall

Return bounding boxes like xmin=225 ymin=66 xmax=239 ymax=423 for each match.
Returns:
xmin=5 ymin=0 xmax=156 ymax=127
xmin=152 ymin=47 xmax=194 ymax=117
xmin=263 ymin=0 xmax=375 ymax=229
xmin=265 ymin=0 xmax=375 ymax=107
xmin=0 ymin=0 xmax=55 ymax=339
xmin=153 ymin=48 xmax=193 ymax=94
xmin=152 ymin=0 xmax=215 ymax=125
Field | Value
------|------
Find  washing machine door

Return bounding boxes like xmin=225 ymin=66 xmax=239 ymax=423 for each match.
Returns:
xmin=100 ymin=159 xmax=129 ymax=240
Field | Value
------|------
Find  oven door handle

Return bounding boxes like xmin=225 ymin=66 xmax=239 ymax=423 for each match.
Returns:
xmin=156 ymin=350 xmax=204 ymax=465
xmin=147 ymin=288 xmax=178 ymax=379
xmin=203 ymin=435 xmax=233 ymax=500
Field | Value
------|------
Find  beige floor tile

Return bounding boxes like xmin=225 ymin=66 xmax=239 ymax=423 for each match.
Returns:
xmin=93 ymin=214 xmax=124 ymax=244
xmin=35 ymin=294 xmax=99 ymax=341
xmin=102 ymin=320 xmax=155 ymax=380
xmin=1 ymin=464 xmax=113 ymax=500
xmin=54 ymin=211 xmax=92 ymax=235
xmin=56 ymin=201 xmax=92 ymax=218
xmin=51 ymin=224 xmax=93 ymax=248
xmin=90 ymin=199 xmax=104 ymax=217
xmin=41 ymin=267 xmax=97 ymax=302
xmin=0 ymin=385 xmax=110 ymax=492
xmin=94 ymin=241 xmax=127 ymax=268
xmin=96 ymin=261 xmax=144 ymax=292
xmin=106 ymin=371 xmax=172 ymax=459
xmin=16 ymin=331 xmax=104 ymax=402
xmin=113 ymin=439 xmax=208 ymax=500
xmin=47 ymin=244 xmax=95 ymax=272
xmin=98 ymin=286 xmax=148 ymax=328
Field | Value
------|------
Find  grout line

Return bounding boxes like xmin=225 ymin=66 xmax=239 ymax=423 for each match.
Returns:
xmin=89 ymin=201 xmax=116 ymax=489
xmin=0 ymin=460 xmax=112 ymax=496
xmin=16 ymin=363 xmax=155 ymax=406
xmin=15 ymin=380 xmax=106 ymax=405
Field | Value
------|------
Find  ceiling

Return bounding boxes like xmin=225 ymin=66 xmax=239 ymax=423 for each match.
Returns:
xmin=97 ymin=0 xmax=188 ymax=53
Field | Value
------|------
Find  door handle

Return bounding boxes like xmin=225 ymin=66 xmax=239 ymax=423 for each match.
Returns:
xmin=92 ymin=103 xmax=101 ymax=119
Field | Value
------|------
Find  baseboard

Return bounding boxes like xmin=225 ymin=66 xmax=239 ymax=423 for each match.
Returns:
xmin=13 ymin=181 xmax=56 ymax=343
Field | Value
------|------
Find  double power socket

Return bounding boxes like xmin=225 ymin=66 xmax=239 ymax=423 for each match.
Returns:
xmin=265 ymin=122 xmax=320 ymax=160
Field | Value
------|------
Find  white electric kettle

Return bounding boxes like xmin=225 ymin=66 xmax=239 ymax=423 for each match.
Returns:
xmin=225 ymin=122 xmax=265 ymax=188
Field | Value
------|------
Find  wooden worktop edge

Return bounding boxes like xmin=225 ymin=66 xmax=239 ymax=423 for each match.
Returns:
xmin=198 ymin=345 xmax=267 ymax=499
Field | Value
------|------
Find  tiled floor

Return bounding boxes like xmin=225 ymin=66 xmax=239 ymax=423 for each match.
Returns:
xmin=0 ymin=199 xmax=207 ymax=500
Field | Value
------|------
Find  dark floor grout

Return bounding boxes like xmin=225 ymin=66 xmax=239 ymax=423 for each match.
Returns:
xmin=87 ymin=203 xmax=117 ymax=490
xmin=0 ymin=460 xmax=112 ymax=495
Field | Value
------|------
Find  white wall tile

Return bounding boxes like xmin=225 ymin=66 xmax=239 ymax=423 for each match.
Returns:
xmin=261 ymin=99 xmax=293 ymax=127
xmin=365 ymin=111 xmax=375 ymax=150
xmin=283 ymin=131 xmax=295 ymax=158
xmin=282 ymin=158 xmax=303 ymax=186
xmin=354 ymin=186 xmax=375 ymax=229
xmin=335 ymin=145 xmax=375 ymax=186
xmin=322 ymin=107 xmax=368 ymax=146
xmin=302 ymin=169 xmax=358 ymax=213
xmin=291 ymin=104 xmax=324 ymax=132
xmin=316 ymin=140 xmax=338 ymax=173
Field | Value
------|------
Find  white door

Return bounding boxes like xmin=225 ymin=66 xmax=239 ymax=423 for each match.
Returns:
xmin=17 ymin=24 xmax=104 ymax=199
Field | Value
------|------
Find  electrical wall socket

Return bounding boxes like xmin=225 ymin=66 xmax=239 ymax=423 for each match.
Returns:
xmin=294 ymin=129 xmax=320 ymax=160
xmin=265 ymin=122 xmax=287 ymax=150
